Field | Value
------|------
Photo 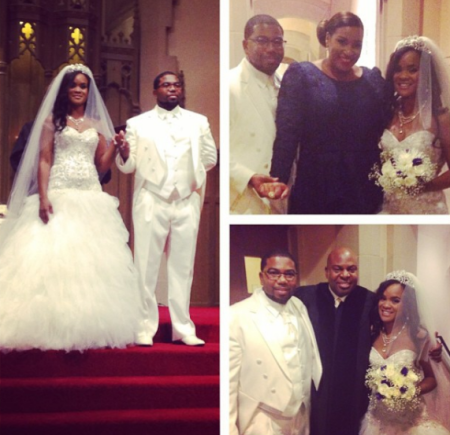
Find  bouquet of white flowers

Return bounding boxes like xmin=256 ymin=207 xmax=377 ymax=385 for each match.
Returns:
xmin=365 ymin=363 xmax=421 ymax=413
xmin=370 ymin=149 xmax=437 ymax=197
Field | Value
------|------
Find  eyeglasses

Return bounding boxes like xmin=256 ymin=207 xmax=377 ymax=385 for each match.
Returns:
xmin=157 ymin=82 xmax=182 ymax=89
xmin=248 ymin=37 xmax=286 ymax=48
xmin=264 ymin=270 xmax=297 ymax=281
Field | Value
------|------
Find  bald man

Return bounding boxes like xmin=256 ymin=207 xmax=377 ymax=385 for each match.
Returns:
xmin=294 ymin=247 xmax=374 ymax=435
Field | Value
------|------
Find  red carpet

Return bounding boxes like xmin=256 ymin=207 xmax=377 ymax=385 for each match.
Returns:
xmin=0 ymin=306 xmax=219 ymax=435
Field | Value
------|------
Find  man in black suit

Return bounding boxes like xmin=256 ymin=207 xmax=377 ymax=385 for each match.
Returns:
xmin=295 ymin=247 xmax=375 ymax=435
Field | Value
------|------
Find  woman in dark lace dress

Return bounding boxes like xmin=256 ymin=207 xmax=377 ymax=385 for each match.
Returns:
xmin=266 ymin=12 xmax=389 ymax=214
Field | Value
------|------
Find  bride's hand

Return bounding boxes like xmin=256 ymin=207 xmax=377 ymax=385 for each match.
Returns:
xmin=39 ymin=197 xmax=53 ymax=224
xmin=114 ymin=130 xmax=130 ymax=161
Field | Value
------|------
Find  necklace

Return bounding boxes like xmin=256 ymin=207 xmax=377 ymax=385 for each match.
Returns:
xmin=67 ymin=115 xmax=85 ymax=131
xmin=381 ymin=321 xmax=407 ymax=353
xmin=397 ymin=102 xmax=426 ymax=135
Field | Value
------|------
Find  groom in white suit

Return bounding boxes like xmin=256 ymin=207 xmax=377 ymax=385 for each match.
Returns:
xmin=230 ymin=250 xmax=322 ymax=435
xmin=230 ymin=15 xmax=288 ymax=214
xmin=115 ymin=71 xmax=217 ymax=346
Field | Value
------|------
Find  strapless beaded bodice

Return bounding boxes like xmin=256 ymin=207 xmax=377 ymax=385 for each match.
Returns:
xmin=49 ymin=127 xmax=101 ymax=191
xmin=379 ymin=130 xmax=448 ymax=214
xmin=380 ymin=130 xmax=444 ymax=167
xmin=370 ymin=347 xmax=420 ymax=369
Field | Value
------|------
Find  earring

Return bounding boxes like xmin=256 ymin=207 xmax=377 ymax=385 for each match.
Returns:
xmin=326 ymin=47 xmax=329 ymax=58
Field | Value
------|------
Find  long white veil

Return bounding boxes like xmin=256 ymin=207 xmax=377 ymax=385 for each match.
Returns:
xmin=384 ymin=270 xmax=450 ymax=431
xmin=394 ymin=36 xmax=450 ymax=132
xmin=0 ymin=64 xmax=115 ymax=248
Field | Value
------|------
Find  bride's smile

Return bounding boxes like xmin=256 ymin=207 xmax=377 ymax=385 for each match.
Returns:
xmin=378 ymin=282 xmax=404 ymax=325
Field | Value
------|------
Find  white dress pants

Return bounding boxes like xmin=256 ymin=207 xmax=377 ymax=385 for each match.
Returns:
xmin=133 ymin=187 xmax=201 ymax=340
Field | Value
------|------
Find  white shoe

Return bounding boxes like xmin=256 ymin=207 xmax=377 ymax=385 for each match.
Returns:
xmin=179 ymin=335 xmax=205 ymax=346
xmin=135 ymin=330 xmax=153 ymax=346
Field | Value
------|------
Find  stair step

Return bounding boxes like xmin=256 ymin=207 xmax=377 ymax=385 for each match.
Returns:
xmin=0 ymin=343 xmax=219 ymax=378
xmin=0 ymin=308 xmax=220 ymax=435
xmin=0 ymin=375 xmax=219 ymax=413
xmin=0 ymin=408 xmax=220 ymax=435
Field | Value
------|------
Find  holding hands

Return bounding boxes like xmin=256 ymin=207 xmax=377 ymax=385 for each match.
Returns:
xmin=114 ymin=130 xmax=130 ymax=161
xmin=249 ymin=174 xmax=289 ymax=200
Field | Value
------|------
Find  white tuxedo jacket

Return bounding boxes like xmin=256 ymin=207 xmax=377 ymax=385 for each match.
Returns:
xmin=116 ymin=106 xmax=217 ymax=204
xmin=230 ymin=58 xmax=281 ymax=214
xmin=229 ymin=288 xmax=322 ymax=435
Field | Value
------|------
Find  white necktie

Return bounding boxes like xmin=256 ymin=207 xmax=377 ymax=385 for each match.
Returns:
xmin=335 ymin=297 xmax=343 ymax=308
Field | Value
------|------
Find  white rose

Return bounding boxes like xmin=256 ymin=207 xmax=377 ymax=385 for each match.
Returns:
xmin=413 ymin=165 xmax=426 ymax=177
xmin=379 ymin=176 xmax=390 ymax=189
xmin=382 ymin=162 xmax=396 ymax=177
xmin=391 ymin=389 xmax=401 ymax=399
xmin=393 ymin=177 xmax=404 ymax=188
xmin=396 ymin=153 xmax=411 ymax=170
xmin=404 ymin=176 xmax=417 ymax=187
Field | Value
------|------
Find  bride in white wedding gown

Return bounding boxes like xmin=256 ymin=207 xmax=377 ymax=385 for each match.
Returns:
xmin=378 ymin=36 xmax=450 ymax=214
xmin=0 ymin=64 xmax=141 ymax=351
xmin=360 ymin=272 xmax=450 ymax=435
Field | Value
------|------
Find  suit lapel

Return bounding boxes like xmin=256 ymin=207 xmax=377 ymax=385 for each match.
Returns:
xmin=250 ymin=291 xmax=291 ymax=380
xmin=291 ymin=298 xmax=322 ymax=388
xmin=179 ymin=109 xmax=199 ymax=170
xmin=241 ymin=60 xmax=276 ymax=138
xmin=146 ymin=110 xmax=167 ymax=161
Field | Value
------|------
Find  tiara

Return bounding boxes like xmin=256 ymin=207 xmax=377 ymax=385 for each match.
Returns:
xmin=385 ymin=270 xmax=417 ymax=288
xmin=66 ymin=63 xmax=92 ymax=75
xmin=395 ymin=35 xmax=432 ymax=54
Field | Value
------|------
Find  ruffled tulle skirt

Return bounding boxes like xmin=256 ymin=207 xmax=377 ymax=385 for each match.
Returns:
xmin=0 ymin=189 xmax=141 ymax=352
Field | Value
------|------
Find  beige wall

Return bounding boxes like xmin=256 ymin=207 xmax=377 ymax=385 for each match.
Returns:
xmin=417 ymin=226 xmax=450 ymax=338
xmin=231 ymin=225 xmax=450 ymax=316
xmin=289 ymin=225 xmax=420 ymax=291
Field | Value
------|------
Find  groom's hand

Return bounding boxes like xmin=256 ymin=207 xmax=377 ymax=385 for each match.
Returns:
xmin=429 ymin=331 xmax=443 ymax=362
xmin=249 ymin=174 xmax=289 ymax=200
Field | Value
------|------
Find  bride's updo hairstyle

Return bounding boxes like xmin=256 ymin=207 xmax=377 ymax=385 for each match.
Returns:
xmin=53 ymin=69 xmax=91 ymax=132
xmin=316 ymin=11 xmax=364 ymax=48
xmin=370 ymin=278 xmax=424 ymax=345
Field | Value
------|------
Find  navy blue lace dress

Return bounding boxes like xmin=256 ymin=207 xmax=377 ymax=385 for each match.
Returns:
xmin=270 ymin=62 xmax=388 ymax=214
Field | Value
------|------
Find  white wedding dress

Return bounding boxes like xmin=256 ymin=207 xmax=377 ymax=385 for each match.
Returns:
xmin=360 ymin=347 xmax=450 ymax=435
xmin=380 ymin=130 xmax=448 ymax=214
xmin=0 ymin=127 xmax=141 ymax=352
